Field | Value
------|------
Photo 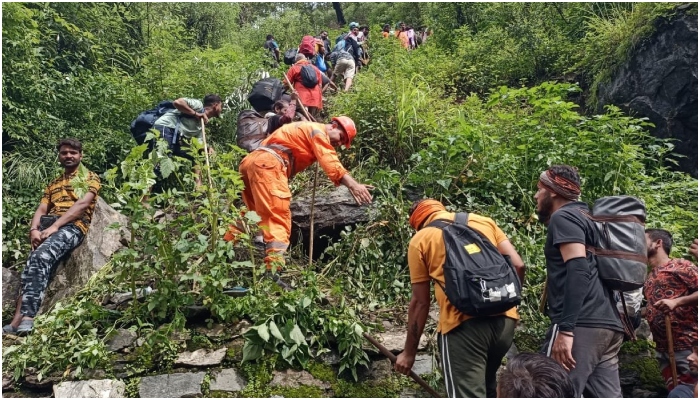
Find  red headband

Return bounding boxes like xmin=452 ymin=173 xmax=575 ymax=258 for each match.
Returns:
xmin=538 ymin=170 xmax=581 ymax=201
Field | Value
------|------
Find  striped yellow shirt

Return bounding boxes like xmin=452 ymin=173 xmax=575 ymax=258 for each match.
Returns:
xmin=41 ymin=168 xmax=101 ymax=235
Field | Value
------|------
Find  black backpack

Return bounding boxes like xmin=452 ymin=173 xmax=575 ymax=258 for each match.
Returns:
xmin=581 ymin=196 xmax=648 ymax=291
xmin=130 ymin=100 xmax=176 ymax=144
xmin=426 ymin=213 xmax=522 ymax=317
xmin=300 ymin=64 xmax=319 ymax=88
xmin=283 ymin=48 xmax=298 ymax=66
xmin=247 ymin=78 xmax=285 ymax=113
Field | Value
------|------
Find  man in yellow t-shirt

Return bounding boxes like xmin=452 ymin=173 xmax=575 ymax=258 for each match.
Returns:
xmin=394 ymin=199 xmax=525 ymax=398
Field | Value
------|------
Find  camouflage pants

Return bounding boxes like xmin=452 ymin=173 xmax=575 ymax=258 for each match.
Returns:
xmin=21 ymin=224 xmax=84 ymax=317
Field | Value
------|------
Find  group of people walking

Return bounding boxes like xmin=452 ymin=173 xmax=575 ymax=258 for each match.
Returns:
xmin=395 ymin=165 xmax=698 ymax=398
xmin=3 ymin=20 xmax=696 ymax=400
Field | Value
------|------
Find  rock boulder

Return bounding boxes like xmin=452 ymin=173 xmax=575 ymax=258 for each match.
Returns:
xmin=39 ymin=198 xmax=130 ymax=314
xmin=596 ymin=10 xmax=698 ymax=177
xmin=2 ymin=267 xmax=20 ymax=310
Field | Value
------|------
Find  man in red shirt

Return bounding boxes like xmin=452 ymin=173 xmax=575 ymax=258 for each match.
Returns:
xmin=643 ymin=228 xmax=698 ymax=396
xmin=285 ymin=54 xmax=323 ymax=120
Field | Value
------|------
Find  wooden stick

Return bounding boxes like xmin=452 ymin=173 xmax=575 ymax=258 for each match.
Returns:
xmin=363 ymin=333 xmax=441 ymax=398
xmin=308 ymin=163 xmax=319 ymax=268
xmin=200 ymin=118 xmax=213 ymax=189
xmin=282 ymin=73 xmax=315 ymax=122
xmin=666 ymin=315 xmax=678 ymax=388
xmin=282 ymin=73 xmax=319 ymax=267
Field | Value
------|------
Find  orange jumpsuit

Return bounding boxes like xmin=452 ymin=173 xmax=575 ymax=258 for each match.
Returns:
xmin=238 ymin=122 xmax=348 ymax=269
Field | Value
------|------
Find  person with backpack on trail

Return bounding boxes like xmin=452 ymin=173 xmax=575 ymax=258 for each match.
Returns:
xmin=333 ymin=26 xmax=362 ymax=75
xmin=395 ymin=22 xmax=410 ymax=49
xmin=643 ymin=229 xmax=698 ymax=398
xmin=534 ymin=164 xmax=624 ymax=398
xmin=382 ymin=24 xmax=391 ymax=38
xmin=264 ymin=34 xmax=280 ymax=66
xmin=395 ymin=199 xmax=525 ymax=398
xmin=285 ymin=54 xmax=323 ymax=120
xmin=229 ymin=117 xmax=373 ymax=290
xmin=329 ymin=47 xmax=356 ymax=92
xmin=266 ymin=93 xmax=299 ymax=135
xmin=152 ymin=95 xmax=222 ymax=187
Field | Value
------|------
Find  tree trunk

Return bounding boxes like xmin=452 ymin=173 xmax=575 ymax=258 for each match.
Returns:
xmin=332 ymin=2 xmax=346 ymax=25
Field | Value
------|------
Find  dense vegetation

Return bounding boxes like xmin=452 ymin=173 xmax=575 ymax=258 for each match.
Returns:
xmin=3 ymin=2 xmax=697 ymax=393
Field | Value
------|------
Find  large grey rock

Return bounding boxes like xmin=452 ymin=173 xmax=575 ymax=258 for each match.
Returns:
xmin=175 ymin=348 xmax=227 ymax=367
xmin=138 ymin=372 xmax=205 ymax=398
xmin=412 ymin=354 xmax=434 ymax=376
xmin=106 ymin=329 xmax=137 ymax=352
xmin=209 ymin=368 xmax=247 ymax=392
xmin=53 ymin=379 xmax=125 ymax=398
xmin=270 ymin=369 xmax=330 ymax=389
xmin=39 ymin=198 xmax=130 ymax=314
xmin=2 ymin=267 xmax=20 ymax=310
xmin=371 ymin=331 xmax=428 ymax=353
xmin=596 ymin=10 xmax=698 ymax=177
xmin=290 ymin=185 xmax=377 ymax=230
xmin=367 ymin=359 xmax=393 ymax=381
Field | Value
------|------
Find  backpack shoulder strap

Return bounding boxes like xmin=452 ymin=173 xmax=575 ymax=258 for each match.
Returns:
xmin=454 ymin=212 xmax=469 ymax=226
xmin=425 ymin=219 xmax=451 ymax=230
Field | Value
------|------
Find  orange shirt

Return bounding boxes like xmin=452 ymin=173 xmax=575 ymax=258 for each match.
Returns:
xmin=285 ymin=60 xmax=323 ymax=109
xmin=382 ymin=31 xmax=390 ymax=38
xmin=396 ymin=30 xmax=409 ymax=48
xmin=260 ymin=122 xmax=348 ymax=185
xmin=407 ymin=211 xmax=519 ymax=334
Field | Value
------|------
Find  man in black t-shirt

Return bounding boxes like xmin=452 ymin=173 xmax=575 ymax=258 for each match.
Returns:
xmin=534 ymin=164 xmax=624 ymax=398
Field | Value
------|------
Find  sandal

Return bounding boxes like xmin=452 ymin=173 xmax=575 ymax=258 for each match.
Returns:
xmin=2 ymin=324 xmax=17 ymax=334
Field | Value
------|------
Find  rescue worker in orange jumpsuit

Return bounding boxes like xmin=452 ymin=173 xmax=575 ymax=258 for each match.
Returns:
xmin=231 ymin=116 xmax=373 ymax=284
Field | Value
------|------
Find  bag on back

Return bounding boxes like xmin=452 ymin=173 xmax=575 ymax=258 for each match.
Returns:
xmin=333 ymin=34 xmax=348 ymax=53
xmin=583 ymin=196 xmax=647 ymax=291
xmin=427 ymin=213 xmax=522 ymax=316
xmin=300 ymin=65 xmax=319 ymax=88
xmin=247 ymin=78 xmax=285 ymax=113
xmin=130 ymin=100 xmax=175 ymax=144
xmin=236 ymin=110 xmax=270 ymax=152
xmin=283 ymin=48 xmax=298 ymax=66
xmin=299 ymin=35 xmax=316 ymax=57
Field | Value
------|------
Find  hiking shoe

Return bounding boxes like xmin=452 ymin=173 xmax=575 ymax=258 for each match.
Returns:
xmin=2 ymin=324 xmax=17 ymax=334
xmin=16 ymin=319 xmax=33 ymax=335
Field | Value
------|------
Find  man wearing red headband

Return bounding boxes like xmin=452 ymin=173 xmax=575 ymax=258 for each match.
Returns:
xmin=395 ymin=199 xmax=525 ymax=398
xmin=534 ymin=164 xmax=624 ymax=397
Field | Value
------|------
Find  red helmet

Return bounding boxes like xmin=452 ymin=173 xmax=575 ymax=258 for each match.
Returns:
xmin=331 ymin=116 xmax=356 ymax=148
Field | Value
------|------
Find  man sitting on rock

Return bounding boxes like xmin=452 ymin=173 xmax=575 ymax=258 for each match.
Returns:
xmin=3 ymin=138 xmax=101 ymax=335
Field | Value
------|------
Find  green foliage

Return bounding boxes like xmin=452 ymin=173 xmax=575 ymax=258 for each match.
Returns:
xmin=3 ymin=264 xmax=118 ymax=382
xmin=575 ymin=2 xmax=692 ymax=109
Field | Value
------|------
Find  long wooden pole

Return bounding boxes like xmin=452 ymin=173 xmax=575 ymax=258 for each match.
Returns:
xmin=200 ymin=118 xmax=213 ymax=189
xmin=665 ymin=315 xmax=678 ymax=388
xmin=282 ymin=73 xmax=319 ymax=268
xmin=363 ymin=333 xmax=441 ymax=398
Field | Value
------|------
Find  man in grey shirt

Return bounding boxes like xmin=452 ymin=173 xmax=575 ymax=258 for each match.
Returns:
xmin=152 ymin=94 xmax=222 ymax=186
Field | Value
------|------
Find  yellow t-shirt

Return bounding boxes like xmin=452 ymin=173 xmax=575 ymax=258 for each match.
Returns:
xmin=407 ymin=211 xmax=519 ymax=334
xmin=41 ymin=168 xmax=101 ymax=235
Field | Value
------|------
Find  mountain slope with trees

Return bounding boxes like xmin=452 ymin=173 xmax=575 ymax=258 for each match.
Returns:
xmin=2 ymin=2 xmax=697 ymax=396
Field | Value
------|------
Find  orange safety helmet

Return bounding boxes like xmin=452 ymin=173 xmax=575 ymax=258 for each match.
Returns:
xmin=331 ymin=116 xmax=356 ymax=148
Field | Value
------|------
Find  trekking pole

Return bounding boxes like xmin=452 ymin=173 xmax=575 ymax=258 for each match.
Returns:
xmin=363 ymin=333 xmax=441 ymax=398
xmin=282 ymin=73 xmax=319 ymax=267
xmin=665 ymin=315 xmax=678 ymax=388
xmin=200 ymin=118 xmax=214 ymax=189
